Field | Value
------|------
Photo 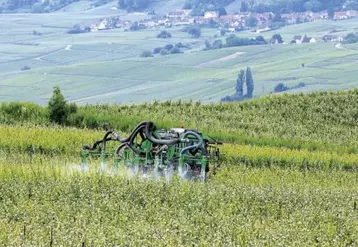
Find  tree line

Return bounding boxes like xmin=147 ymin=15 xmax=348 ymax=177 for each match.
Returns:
xmin=221 ymin=67 xmax=254 ymax=102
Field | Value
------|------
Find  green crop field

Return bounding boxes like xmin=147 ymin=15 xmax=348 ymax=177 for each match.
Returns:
xmin=2 ymin=91 xmax=358 ymax=245
xmin=1 ymin=7 xmax=358 ymax=104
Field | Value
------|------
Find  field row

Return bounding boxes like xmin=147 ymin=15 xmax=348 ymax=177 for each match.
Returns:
xmin=1 ymin=124 xmax=358 ymax=170
xmin=1 ymin=161 xmax=358 ymax=246
xmin=3 ymin=90 xmax=358 ymax=154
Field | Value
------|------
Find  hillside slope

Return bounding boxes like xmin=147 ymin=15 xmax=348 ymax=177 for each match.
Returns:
xmin=3 ymin=89 xmax=358 ymax=153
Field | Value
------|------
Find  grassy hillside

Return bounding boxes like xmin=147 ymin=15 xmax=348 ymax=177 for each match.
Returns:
xmin=0 ymin=11 xmax=358 ymax=104
xmin=2 ymin=89 xmax=358 ymax=245
xmin=3 ymin=89 xmax=358 ymax=153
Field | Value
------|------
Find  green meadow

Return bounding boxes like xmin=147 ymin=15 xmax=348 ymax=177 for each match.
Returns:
xmin=0 ymin=3 xmax=358 ymax=104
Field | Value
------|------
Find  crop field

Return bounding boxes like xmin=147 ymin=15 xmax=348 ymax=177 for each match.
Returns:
xmin=1 ymin=7 xmax=358 ymax=104
xmin=2 ymin=91 xmax=358 ymax=245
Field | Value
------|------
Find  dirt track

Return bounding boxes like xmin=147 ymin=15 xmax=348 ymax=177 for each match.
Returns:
xmin=195 ymin=51 xmax=245 ymax=68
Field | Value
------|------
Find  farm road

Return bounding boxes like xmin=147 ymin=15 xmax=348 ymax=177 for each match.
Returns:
xmin=195 ymin=52 xmax=246 ymax=68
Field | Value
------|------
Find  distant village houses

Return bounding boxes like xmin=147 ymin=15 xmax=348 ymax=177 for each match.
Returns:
xmin=291 ymin=35 xmax=317 ymax=44
xmin=75 ymin=8 xmax=358 ymax=36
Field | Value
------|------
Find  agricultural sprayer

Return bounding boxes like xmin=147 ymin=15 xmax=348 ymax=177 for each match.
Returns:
xmin=81 ymin=121 xmax=222 ymax=181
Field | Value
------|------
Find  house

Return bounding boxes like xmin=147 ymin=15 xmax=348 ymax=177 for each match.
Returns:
xmin=97 ymin=19 xmax=109 ymax=30
xmin=291 ymin=35 xmax=303 ymax=44
xmin=282 ymin=13 xmax=299 ymax=24
xmin=334 ymin=11 xmax=349 ymax=20
xmin=302 ymin=36 xmax=316 ymax=43
xmin=204 ymin=11 xmax=218 ymax=19
xmin=270 ymin=38 xmax=279 ymax=44
xmin=90 ymin=24 xmax=98 ymax=32
xmin=193 ymin=17 xmax=206 ymax=24
xmin=347 ymin=10 xmax=358 ymax=18
xmin=167 ymin=9 xmax=192 ymax=19
xmin=322 ymin=35 xmax=343 ymax=42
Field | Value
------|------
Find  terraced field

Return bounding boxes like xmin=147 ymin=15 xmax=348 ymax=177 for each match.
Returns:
xmin=1 ymin=8 xmax=358 ymax=104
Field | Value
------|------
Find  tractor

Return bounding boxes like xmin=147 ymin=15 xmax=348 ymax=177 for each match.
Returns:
xmin=81 ymin=121 xmax=222 ymax=181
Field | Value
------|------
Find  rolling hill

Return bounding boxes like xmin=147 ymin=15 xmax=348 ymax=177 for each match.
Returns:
xmin=0 ymin=7 xmax=358 ymax=104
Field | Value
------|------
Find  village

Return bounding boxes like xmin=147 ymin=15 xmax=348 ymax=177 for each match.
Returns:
xmin=72 ymin=8 xmax=358 ymax=44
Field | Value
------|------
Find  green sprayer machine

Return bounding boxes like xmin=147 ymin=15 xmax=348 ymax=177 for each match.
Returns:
xmin=81 ymin=121 xmax=222 ymax=181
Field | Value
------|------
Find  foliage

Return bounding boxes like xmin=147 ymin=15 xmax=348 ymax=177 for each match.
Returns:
xmin=68 ymin=24 xmax=90 ymax=34
xmin=187 ymin=26 xmax=201 ymax=38
xmin=327 ymin=7 xmax=334 ymax=19
xmin=118 ymin=0 xmax=152 ymax=11
xmin=129 ymin=22 xmax=145 ymax=31
xmin=245 ymin=67 xmax=254 ymax=98
xmin=274 ymin=82 xmax=306 ymax=93
xmin=236 ymin=69 xmax=245 ymax=97
xmin=222 ymin=67 xmax=254 ymax=101
xmin=21 ymin=65 xmax=31 ymax=71
xmin=225 ymin=35 xmax=266 ymax=47
xmin=245 ymin=15 xmax=257 ymax=28
xmin=164 ymin=44 xmax=174 ymax=50
xmin=2 ymin=161 xmax=358 ymax=245
xmin=240 ymin=1 xmax=249 ymax=12
xmin=140 ymin=51 xmax=153 ymax=57
xmin=271 ymin=34 xmax=284 ymax=43
xmin=48 ymin=86 xmax=75 ymax=125
xmin=343 ymin=33 xmax=358 ymax=44
xmin=6 ymin=90 xmax=358 ymax=153
xmin=153 ymin=47 xmax=162 ymax=54
xmin=157 ymin=30 xmax=172 ymax=39
xmin=205 ymin=39 xmax=223 ymax=50
xmin=159 ymin=49 xmax=169 ymax=55
xmin=252 ymin=0 xmax=349 ymax=13
xmin=274 ymin=83 xmax=289 ymax=92
xmin=170 ymin=47 xmax=181 ymax=54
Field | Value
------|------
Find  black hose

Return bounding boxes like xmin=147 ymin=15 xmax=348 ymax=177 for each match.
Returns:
xmin=115 ymin=143 xmax=128 ymax=155
xmin=128 ymin=125 xmax=146 ymax=154
xmin=145 ymin=122 xmax=180 ymax=145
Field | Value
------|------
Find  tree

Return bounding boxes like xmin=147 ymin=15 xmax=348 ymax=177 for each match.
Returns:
xmin=240 ymin=1 xmax=249 ymax=11
xmin=245 ymin=15 xmax=257 ymax=27
xmin=188 ymin=27 xmax=201 ymax=38
xmin=271 ymin=34 xmax=283 ymax=43
xmin=245 ymin=67 xmax=254 ymax=98
xmin=205 ymin=40 xmax=211 ymax=49
xmin=153 ymin=47 xmax=162 ymax=54
xmin=21 ymin=66 xmax=31 ymax=71
xmin=236 ymin=69 xmax=245 ymax=97
xmin=140 ymin=51 xmax=153 ymax=57
xmin=344 ymin=33 xmax=358 ymax=44
xmin=31 ymin=2 xmax=44 ymax=13
xmin=274 ymin=83 xmax=289 ymax=92
xmin=164 ymin=44 xmax=174 ymax=50
xmin=159 ymin=49 xmax=169 ymax=55
xmin=157 ymin=30 xmax=171 ymax=38
xmin=217 ymin=7 xmax=227 ymax=16
xmin=48 ymin=86 xmax=69 ymax=125
xmin=327 ymin=7 xmax=334 ymax=19
xmin=212 ymin=39 xmax=223 ymax=49
xmin=170 ymin=47 xmax=181 ymax=54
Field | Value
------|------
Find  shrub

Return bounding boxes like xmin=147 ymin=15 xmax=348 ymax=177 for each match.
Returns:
xmin=160 ymin=49 xmax=169 ymax=55
xmin=170 ymin=47 xmax=181 ymax=54
xmin=48 ymin=86 xmax=76 ymax=125
xmin=21 ymin=66 xmax=31 ymax=71
xmin=164 ymin=44 xmax=173 ymax=50
xmin=274 ymin=83 xmax=289 ymax=93
xmin=153 ymin=47 xmax=162 ymax=54
xmin=157 ymin=30 xmax=172 ymax=38
xmin=212 ymin=39 xmax=223 ymax=49
xmin=140 ymin=51 xmax=153 ymax=57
